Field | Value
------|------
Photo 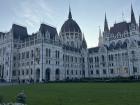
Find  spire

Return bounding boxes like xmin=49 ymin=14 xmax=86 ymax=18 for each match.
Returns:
xmin=98 ymin=26 xmax=103 ymax=46
xmin=131 ymin=4 xmax=136 ymax=25
xmin=68 ymin=5 xmax=72 ymax=19
xmin=104 ymin=13 xmax=109 ymax=32
xmin=99 ymin=26 xmax=102 ymax=37
xmin=82 ymin=34 xmax=87 ymax=49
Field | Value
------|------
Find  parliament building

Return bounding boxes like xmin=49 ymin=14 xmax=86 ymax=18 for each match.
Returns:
xmin=0 ymin=6 xmax=140 ymax=82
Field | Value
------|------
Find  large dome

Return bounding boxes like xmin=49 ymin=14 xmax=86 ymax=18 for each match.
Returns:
xmin=60 ymin=9 xmax=81 ymax=33
xmin=59 ymin=7 xmax=84 ymax=49
xmin=61 ymin=19 xmax=81 ymax=33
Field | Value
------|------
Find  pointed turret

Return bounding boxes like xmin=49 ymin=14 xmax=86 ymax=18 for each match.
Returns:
xmin=131 ymin=4 xmax=136 ymax=25
xmin=99 ymin=26 xmax=102 ymax=37
xmin=68 ymin=5 xmax=72 ymax=19
xmin=104 ymin=13 xmax=109 ymax=32
xmin=98 ymin=27 xmax=103 ymax=46
xmin=82 ymin=34 xmax=87 ymax=49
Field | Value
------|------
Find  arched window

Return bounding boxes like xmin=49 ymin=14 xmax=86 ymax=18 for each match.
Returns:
xmin=115 ymin=40 xmax=122 ymax=49
xmin=71 ymin=70 xmax=73 ymax=75
xmin=122 ymin=42 xmax=127 ymax=49
xmin=70 ymin=33 xmax=74 ymax=39
xmin=124 ymin=39 xmax=129 ymax=44
xmin=36 ymin=69 xmax=40 ymax=82
xmin=31 ymin=69 xmax=33 ymax=75
xmin=71 ymin=41 xmax=74 ymax=46
xmin=22 ymin=70 xmax=24 ymax=75
xmin=55 ymin=69 xmax=60 ymax=80
xmin=102 ymin=55 xmax=105 ymax=61
xmin=124 ymin=31 xmax=128 ymax=37
xmin=67 ymin=70 xmax=69 ymax=75
xmin=67 ymin=42 xmax=69 ymax=46
xmin=131 ymin=51 xmax=135 ymax=54
xmin=26 ymin=69 xmax=29 ymax=75
xmin=46 ymin=68 xmax=50 ymax=81
xmin=96 ymin=70 xmax=99 ymax=74
xmin=109 ymin=42 xmax=115 ymax=50
xmin=91 ymin=70 xmax=93 ymax=75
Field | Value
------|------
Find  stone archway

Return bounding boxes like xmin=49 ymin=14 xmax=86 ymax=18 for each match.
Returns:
xmin=45 ymin=68 xmax=50 ymax=81
xmin=55 ymin=69 xmax=60 ymax=81
xmin=82 ymin=70 xmax=85 ymax=78
xmin=36 ymin=68 xmax=40 ymax=82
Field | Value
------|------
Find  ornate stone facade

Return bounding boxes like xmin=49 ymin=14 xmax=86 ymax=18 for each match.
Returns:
xmin=0 ymin=6 xmax=140 ymax=82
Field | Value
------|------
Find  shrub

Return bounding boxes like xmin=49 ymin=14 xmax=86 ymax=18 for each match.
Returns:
xmin=16 ymin=90 xmax=26 ymax=104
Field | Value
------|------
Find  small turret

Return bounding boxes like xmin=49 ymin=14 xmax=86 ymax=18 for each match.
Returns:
xmin=98 ymin=27 xmax=103 ymax=46
xmin=131 ymin=4 xmax=136 ymax=25
xmin=104 ymin=13 xmax=109 ymax=32
xmin=82 ymin=34 xmax=87 ymax=49
xmin=103 ymin=13 xmax=110 ymax=45
xmin=68 ymin=5 xmax=72 ymax=19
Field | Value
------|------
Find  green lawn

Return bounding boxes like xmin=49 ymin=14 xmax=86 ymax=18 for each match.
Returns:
xmin=0 ymin=83 xmax=140 ymax=105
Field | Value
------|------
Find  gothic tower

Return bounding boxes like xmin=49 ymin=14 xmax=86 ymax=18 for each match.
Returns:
xmin=103 ymin=13 xmax=110 ymax=45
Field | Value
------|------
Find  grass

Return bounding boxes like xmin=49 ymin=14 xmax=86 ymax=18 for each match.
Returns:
xmin=0 ymin=83 xmax=140 ymax=105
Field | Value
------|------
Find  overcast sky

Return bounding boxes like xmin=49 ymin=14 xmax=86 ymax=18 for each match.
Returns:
xmin=0 ymin=0 xmax=140 ymax=47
